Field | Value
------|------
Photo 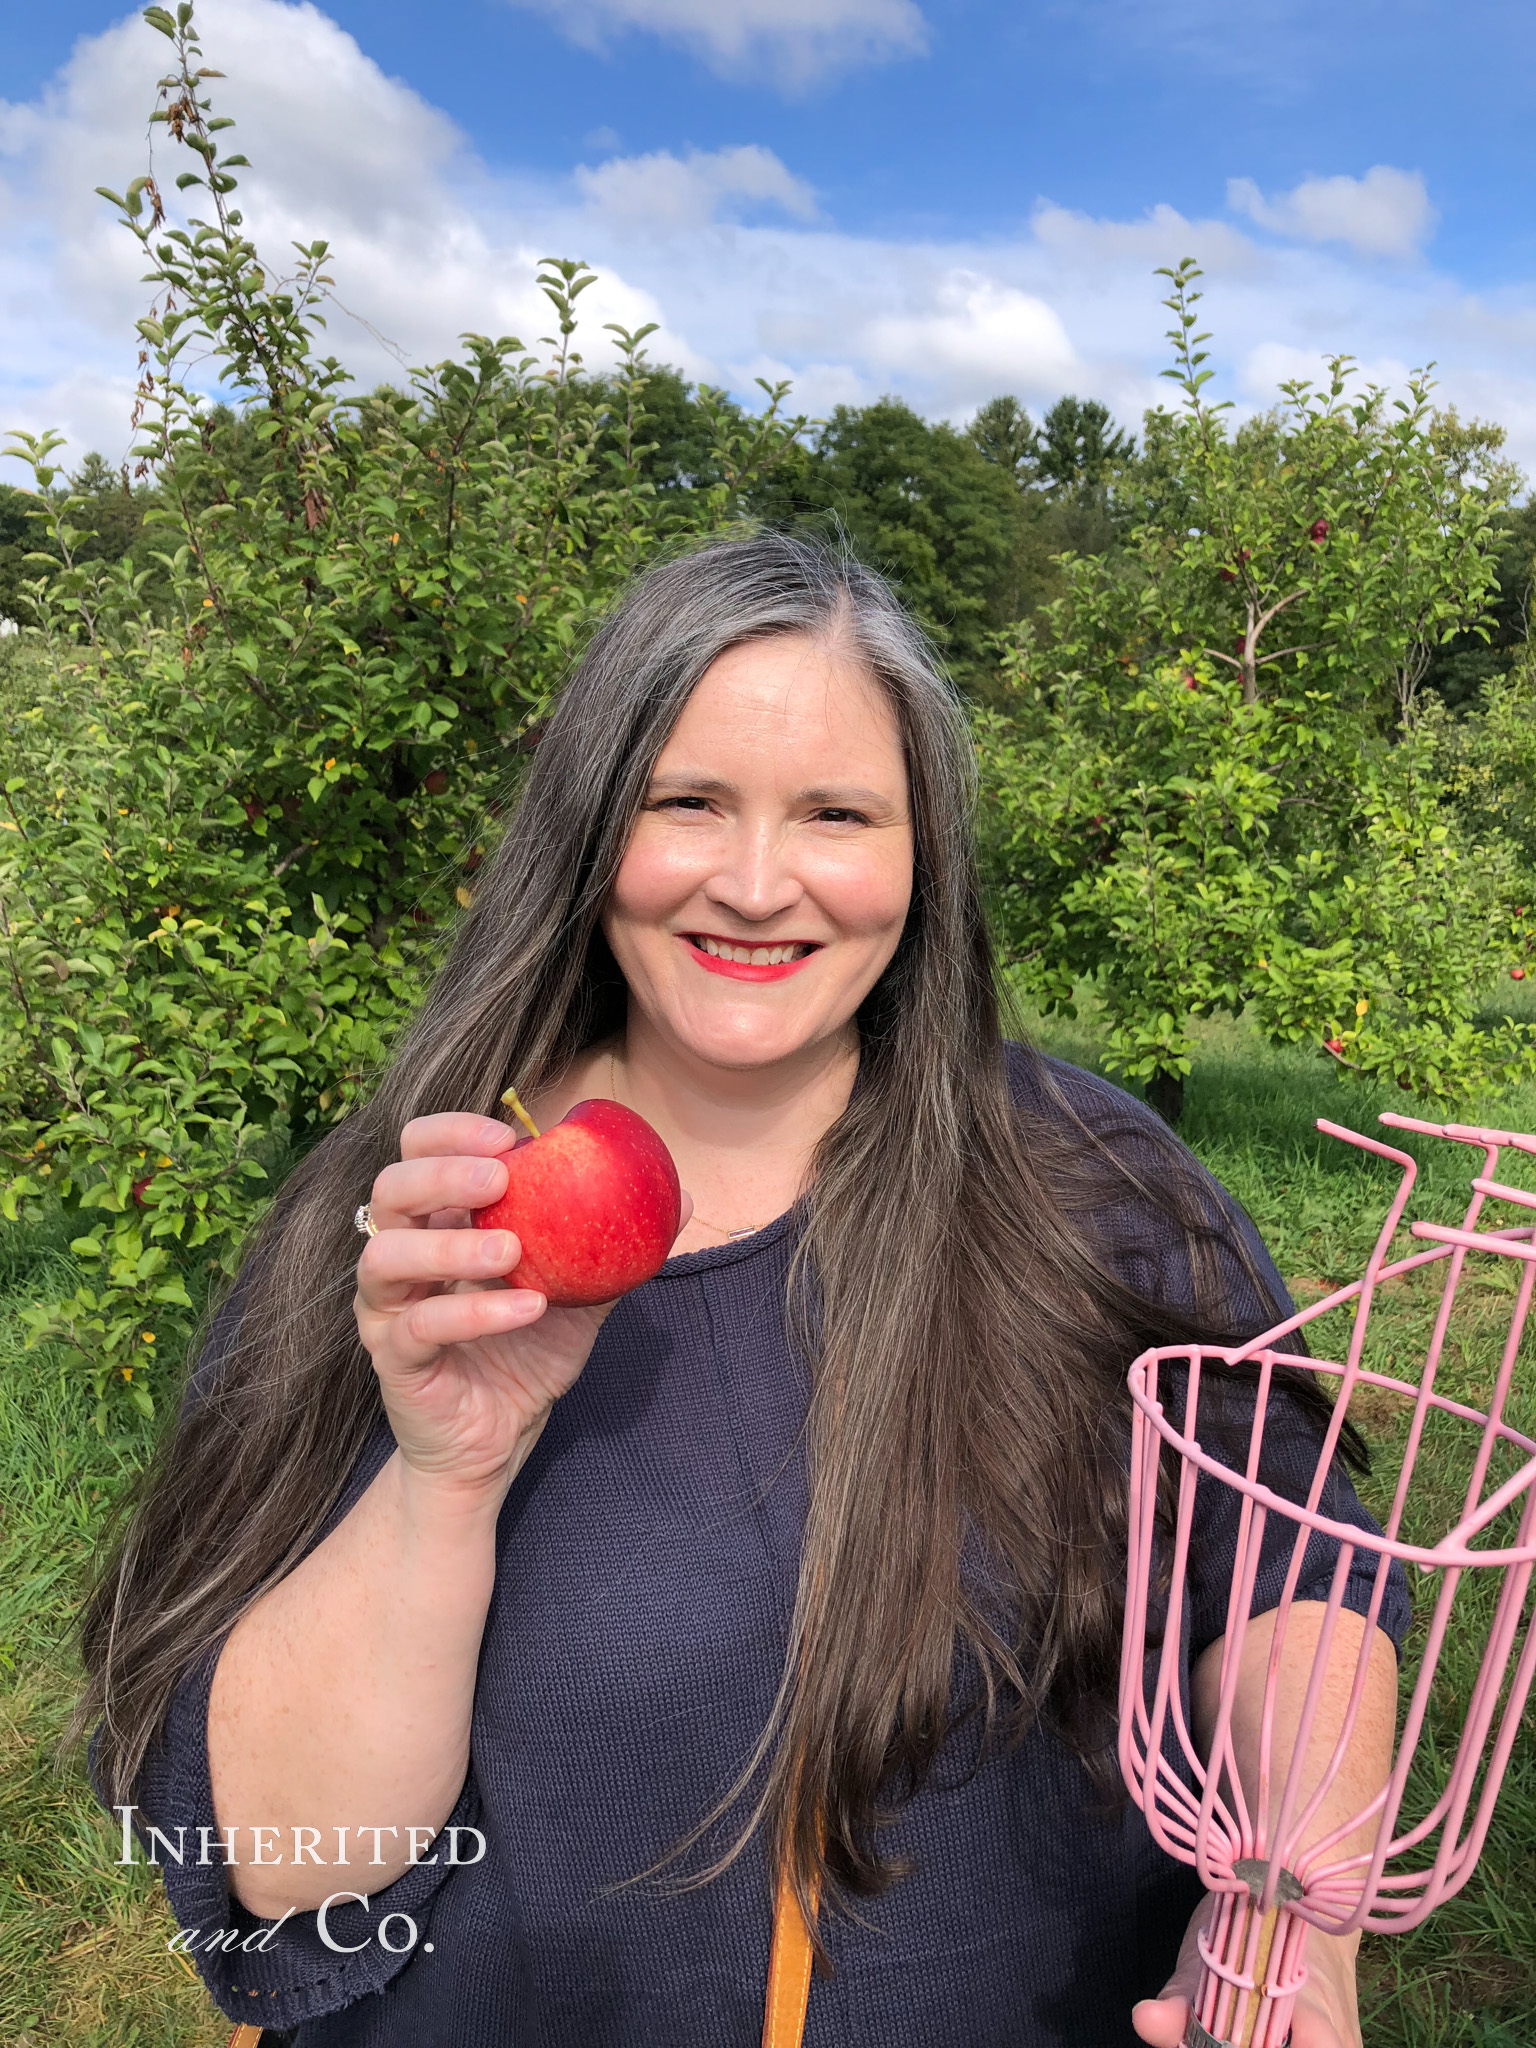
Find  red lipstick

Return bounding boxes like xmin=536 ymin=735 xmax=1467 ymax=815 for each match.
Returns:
xmin=681 ymin=935 xmax=818 ymax=983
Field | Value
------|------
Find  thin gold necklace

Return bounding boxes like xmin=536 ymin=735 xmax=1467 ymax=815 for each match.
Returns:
xmin=609 ymin=1050 xmax=762 ymax=1241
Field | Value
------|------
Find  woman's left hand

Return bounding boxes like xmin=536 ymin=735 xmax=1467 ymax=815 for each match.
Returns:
xmin=1131 ymin=1896 xmax=1363 ymax=2048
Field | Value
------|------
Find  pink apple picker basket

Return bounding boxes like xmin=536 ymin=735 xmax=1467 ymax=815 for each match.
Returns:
xmin=1119 ymin=1114 xmax=1536 ymax=2048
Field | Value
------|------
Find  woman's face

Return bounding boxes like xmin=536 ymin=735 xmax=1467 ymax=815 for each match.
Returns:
xmin=603 ymin=631 xmax=914 ymax=1072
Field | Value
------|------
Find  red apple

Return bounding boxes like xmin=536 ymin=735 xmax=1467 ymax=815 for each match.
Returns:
xmin=423 ymin=769 xmax=449 ymax=796
xmin=1309 ymin=518 xmax=1330 ymax=542
xmin=1324 ymin=1037 xmax=1346 ymax=1055
xmin=472 ymin=1099 xmax=681 ymax=1307
xmin=1513 ymin=967 xmax=1528 ymax=981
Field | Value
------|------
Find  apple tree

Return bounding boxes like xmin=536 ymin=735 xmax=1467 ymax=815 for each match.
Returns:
xmin=0 ymin=1 xmax=802 ymax=1421
xmin=975 ymin=262 xmax=1534 ymax=1121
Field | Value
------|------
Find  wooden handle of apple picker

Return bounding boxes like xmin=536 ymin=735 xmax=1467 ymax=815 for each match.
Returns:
xmin=1185 ymin=1893 xmax=1293 ymax=2047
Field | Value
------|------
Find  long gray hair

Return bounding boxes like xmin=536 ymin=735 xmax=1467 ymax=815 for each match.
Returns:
xmin=82 ymin=529 xmax=1277 ymax=1936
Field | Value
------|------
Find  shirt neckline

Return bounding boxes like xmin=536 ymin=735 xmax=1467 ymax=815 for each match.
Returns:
xmin=654 ymin=1201 xmax=802 ymax=1278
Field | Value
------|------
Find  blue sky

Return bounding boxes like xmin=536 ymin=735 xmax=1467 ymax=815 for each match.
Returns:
xmin=4 ymin=0 xmax=1536 ymax=470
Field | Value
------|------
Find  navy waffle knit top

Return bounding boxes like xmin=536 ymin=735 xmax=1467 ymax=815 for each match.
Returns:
xmin=116 ymin=1051 xmax=1410 ymax=2045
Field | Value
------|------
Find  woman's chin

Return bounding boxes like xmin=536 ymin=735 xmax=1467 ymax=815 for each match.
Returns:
xmin=662 ymin=1006 xmax=840 ymax=1074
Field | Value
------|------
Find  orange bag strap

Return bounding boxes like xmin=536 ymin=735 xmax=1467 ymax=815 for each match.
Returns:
xmin=227 ymin=2029 xmax=264 ymax=2047
xmin=761 ymin=1858 xmax=818 ymax=2048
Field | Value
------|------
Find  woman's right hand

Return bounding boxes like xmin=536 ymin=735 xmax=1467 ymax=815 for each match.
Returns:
xmin=353 ymin=1113 xmax=612 ymax=1503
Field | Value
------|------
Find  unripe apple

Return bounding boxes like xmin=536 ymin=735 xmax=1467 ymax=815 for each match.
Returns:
xmin=473 ymin=1099 xmax=682 ymax=1307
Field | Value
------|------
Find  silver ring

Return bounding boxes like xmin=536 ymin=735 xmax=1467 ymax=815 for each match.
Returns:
xmin=354 ymin=1201 xmax=379 ymax=1238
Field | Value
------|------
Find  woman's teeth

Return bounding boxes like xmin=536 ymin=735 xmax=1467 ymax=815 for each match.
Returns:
xmin=694 ymin=936 xmax=808 ymax=966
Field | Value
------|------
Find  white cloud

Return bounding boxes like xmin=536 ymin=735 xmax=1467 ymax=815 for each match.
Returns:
xmin=506 ymin=0 xmax=927 ymax=90
xmin=575 ymin=145 xmax=818 ymax=231
xmin=1227 ymin=166 xmax=1437 ymax=259
xmin=1030 ymin=200 xmax=1258 ymax=276
xmin=862 ymin=275 xmax=1079 ymax=392
xmin=4 ymin=0 xmax=1536 ymax=498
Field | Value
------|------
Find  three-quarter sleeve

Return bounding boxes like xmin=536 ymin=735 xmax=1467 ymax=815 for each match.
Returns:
xmin=94 ymin=1289 xmax=479 ymax=2027
xmin=117 ymin=1633 xmax=483 ymax=2027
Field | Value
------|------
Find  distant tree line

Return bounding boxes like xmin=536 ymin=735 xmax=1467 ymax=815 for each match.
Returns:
xmin=10 ymin=380 xmax=1528 ymax=709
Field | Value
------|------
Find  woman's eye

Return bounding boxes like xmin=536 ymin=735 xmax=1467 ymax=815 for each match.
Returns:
xmin=815 ymin=807 xmax=867 ymax=825
xmin=655 ymin=796 xmax=711 ymax=812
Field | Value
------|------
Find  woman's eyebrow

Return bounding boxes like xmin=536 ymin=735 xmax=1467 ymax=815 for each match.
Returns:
xmin=798 ymin=784 xmax=896 ymax=810
xmin=645 ymin=772 xmax=898 ymax=809
xmin=646 ymin=771 xmax=739 ymax=798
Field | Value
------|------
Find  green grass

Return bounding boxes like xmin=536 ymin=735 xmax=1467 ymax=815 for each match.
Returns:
xmin=0 ymin=1213 xmax=224 ymax=2047
xmin=2 ymin=1015 xmax=1534 ymax=2043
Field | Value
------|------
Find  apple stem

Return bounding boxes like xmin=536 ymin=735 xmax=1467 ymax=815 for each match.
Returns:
xmin=500 ymin=1085 xmax=541 ymax=1140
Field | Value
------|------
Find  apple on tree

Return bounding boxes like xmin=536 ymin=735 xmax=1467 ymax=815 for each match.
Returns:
xmin=472 ymin=1091 xmax=682 ymax=1307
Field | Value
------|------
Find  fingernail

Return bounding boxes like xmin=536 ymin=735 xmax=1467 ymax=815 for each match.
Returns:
xmin=471 ymin=1159 xmax=502 ymax=1192
xmin=480 ymin=1232 xmax=514 ymax=1266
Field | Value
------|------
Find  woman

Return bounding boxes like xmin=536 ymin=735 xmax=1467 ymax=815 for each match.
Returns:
xmin=84 ymin=532 xmax=1403 ymax=2047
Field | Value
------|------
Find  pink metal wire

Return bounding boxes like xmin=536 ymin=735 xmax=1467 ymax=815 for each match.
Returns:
xmin=1119 ymin=1114 xmax=1536 ymax=2048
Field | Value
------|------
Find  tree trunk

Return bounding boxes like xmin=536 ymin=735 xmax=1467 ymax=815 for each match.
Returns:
xmin=1146 ymin=1069 xmax=1185 ymax=1125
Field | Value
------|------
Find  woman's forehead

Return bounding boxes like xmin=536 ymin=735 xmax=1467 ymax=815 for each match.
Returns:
xmin=660 ymin=633 xmax=901 ymax=764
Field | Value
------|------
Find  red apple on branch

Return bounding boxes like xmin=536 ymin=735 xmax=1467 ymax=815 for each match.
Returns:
xmin=472 ymin=1089 xmax=682 ymax=1307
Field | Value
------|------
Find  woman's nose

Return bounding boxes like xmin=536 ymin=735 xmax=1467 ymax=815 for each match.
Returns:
xmin=703 ymin=822 xmax=802 ymax=922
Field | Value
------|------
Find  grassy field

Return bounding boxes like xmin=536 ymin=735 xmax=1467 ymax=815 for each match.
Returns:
xmin=2 ymin=1013 xmax=1534 ymax=2045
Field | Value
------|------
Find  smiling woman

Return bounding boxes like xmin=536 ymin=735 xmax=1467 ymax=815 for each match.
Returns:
xmin=592 ymin=629 xmax=913 ymax=1248
xmin=79 ymin=531 xmax=1405 ymax=2048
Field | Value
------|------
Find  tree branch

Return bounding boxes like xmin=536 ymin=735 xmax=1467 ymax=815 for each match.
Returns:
xmin=272 ymin=839 xmax=316 ymax=878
